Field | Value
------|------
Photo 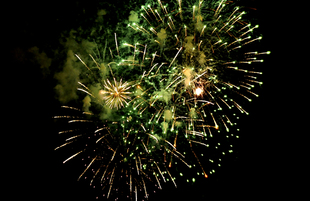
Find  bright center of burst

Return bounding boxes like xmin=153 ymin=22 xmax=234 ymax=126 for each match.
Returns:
xmin=195 ymin=87 xmax=203 ymax=96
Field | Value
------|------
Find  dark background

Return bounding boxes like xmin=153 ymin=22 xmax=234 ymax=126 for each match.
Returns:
xmin=8 ymin=0 xmax=282 ymax=200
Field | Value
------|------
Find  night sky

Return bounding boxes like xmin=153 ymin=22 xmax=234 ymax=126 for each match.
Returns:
xmin=9 ymin=0 xmax=280 ymax=200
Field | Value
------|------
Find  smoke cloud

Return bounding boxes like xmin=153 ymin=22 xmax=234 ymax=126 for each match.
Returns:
xmin=128 ymin=11 xmax=139 ymax=22
xmin=82 ymin=95 xmax=91 ymax=112
xmin=164 ymin=109 xmax=173 ymax=122
xmin=28 ymin=46 xmax=52 ymax=75
xmin=184 ymin=36 xmax=194 ymax=53
xmin=100 ymin=105 xmax=117 ymax=121
xmin=157 ymin=28 xmax=167 ymax=44
xmin=189 ymin=108 xmax=197 ymax=118
xmin=54 ymin=49 xmax=81 ymax=103
xmin=183 ymin=67 xmax=193 ymax=87
xmin=157 ymin=89 xmax=172 ymax=104
xmin=161 ymin=121 xmax=168 ymax=134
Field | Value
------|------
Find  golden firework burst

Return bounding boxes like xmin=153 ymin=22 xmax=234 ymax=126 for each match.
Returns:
xmin=100 ymin=78 xmax=132 ymax=109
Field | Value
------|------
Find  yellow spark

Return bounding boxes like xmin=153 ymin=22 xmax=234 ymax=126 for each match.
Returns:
xmin=101 ymin=78 xmax=132 ymax=109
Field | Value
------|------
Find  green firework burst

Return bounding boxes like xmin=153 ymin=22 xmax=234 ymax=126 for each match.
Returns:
xmin=54 ymin=0 xmax=270 ymax=200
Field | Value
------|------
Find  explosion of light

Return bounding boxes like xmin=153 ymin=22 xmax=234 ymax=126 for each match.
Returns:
xmin=195 ymin=87 xmax=203 ymax=96
xmin=100 ymin=78 xmax=132 ymax=109
xmin=54 ymin=0 xmax=270 ymax=200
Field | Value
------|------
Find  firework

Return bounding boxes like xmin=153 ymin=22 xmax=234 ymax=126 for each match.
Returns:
xmin=100 ymin=78 xmax=132 ymax=109
xmin=54 ymin=0 xmax=269 ymax=200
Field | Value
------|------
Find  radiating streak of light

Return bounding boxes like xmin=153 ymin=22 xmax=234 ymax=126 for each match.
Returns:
xmin=130 ymin=173 xmax=132 ymax=193
xmin=135 ymin=185 xmax=137 ymax=201
xmin=142 ymin=177 xmax=148 ymax=198
xmin=141 ymin=14 xmax=152 ymax=26
xmin=148 ymin=5 xmax=158 ymax=20
xmin=89 ymin=54 xmax=101 ymax=69
xmin=141 ymin=141 xmax=149 ymax=154
xmin=146 ymin=133 xmax=159 ymax=143
xmin=166 ymin=76 xmax=181 ymax=89
xmin=156 ymin=108 xmax=164 ymax=123
xmin=190 ymin=70 xmax=208 ymax=84
xmin=61 ymin=106 xmax=80 ymax=111
xmin=147 ymin=63 xmax=158 ymax=76
xmin=78 ymin=156 xmax=97 ymax=181
xmin=239 ymin=26 xmax=257 ymax=38
xmin=228 ymin=6 xmax=239 ymax=20
xmin=96 ymin=134 xmax=108 ymax=144
xmin=235 ymin=91 xmax=252 ymax=102
xmin=220 ymin=116 xmax=229 ymax=131
xmin=214 ymin=0 xmax=224 ymax=16
xmin=155 ymin=62 xmax=166 ymax=75
xmin=189 ymin=141 xmax=208 ymax=178
xmin=155 ymin=10 xmax=163 ymax=24
xmin=171 ymin=77 xmax=186 ymax=89
xmin=210 ymin=113 xmax=219 ymax=129
xmin=54 ymin=141 xmax=73 ymax=150
xmin=232 ymin=100 xmax=248 ymax=114
xmin=78 ymin=81 xmax=90 ymax=90
xmin=77 ymin=88 xmax=95 ymax=98
xmin=53 ymin=116 xmax=75 ymax=119
xmin=82 ymin=111 xmax=93 ymax=115
xmin=150 ymin=51 xmax=157 ymax=68
xmin=153 ymin=172 xmax=162 ymax=189
xmin=63 ymin=150 xmax=84 ymax=164
xmin=58 ymin=129 xmax=75 ymax=134
xmin=170 ymin=150 xmax=191 ymax=168
xmin=168 ymin=47 xmax=183 ymax=68
xmin=153 ymin=161 xmax=166 ymax=182
xmin=164 ymin=139 xmax=176 ymax=150
xmin=139 ymin=105 xmax=148 ymax=114
xmin=68 ymin=119 xmax=92 ymax=123
xmin=65 ymin=135 xmax=82 ymax=141
xmin=188 ymin=140 xmax=209 ymax=147
xmin=186 ymin=130 xmax=205 ymax=137
xmin=165 ymin=166 xmax=177 ymax=188
xmin=114 ymin=33 xmax=119 ymax=56
xmin=100 ymin=161 xmax=111 ymax=182
xmin=90 ymin=167 xmax=101 ymax=186
xmin=134 ymin=99 xmax=146 ymax=110
xmin=110 ymin=148 xmax=118 ymax=161
xmin=107 ymin=167 xmax=115 ymax=199
xmin=246 ymin=90 xmax=259 ymax=97
xmin=95 ymin=127 xmax=106 ymax=133
xmin=138 ymin=156 xmax=142 ymax=170
xmin=224 ymin=115 xmax=232 ymax=125
xmin=75 ymin=54 xmax=90 ymax=70
xmin=219 ymin=97 xmax=231 ymax=109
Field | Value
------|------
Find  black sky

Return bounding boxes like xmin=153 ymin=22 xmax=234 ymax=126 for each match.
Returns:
xmin=8 ymin=0 xmax=281 ymax=200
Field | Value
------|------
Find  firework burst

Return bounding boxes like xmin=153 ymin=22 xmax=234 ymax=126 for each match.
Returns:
xmin=54 ymin=0 xmax=270 ymax=200
xmin=100 ymin=78 xmax=132 ymax=109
